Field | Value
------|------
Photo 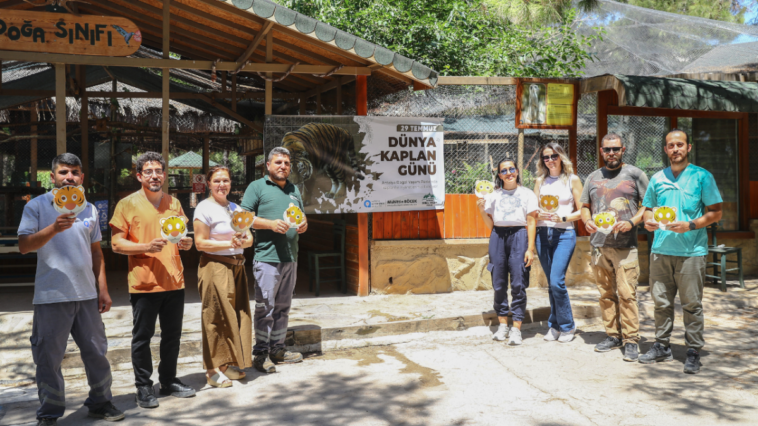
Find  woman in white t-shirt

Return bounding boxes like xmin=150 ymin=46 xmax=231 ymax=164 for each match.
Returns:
xmin=477 ymin=159 xmax=539 ymax=345
xmin=193 ymin=166 xmax=254 ymax=388
xmin=533 ymin=143 xmax=584 ymax=343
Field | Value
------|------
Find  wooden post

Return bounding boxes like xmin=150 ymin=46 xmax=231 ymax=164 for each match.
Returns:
xmin=30 ymin=103 xmax=38 ymax=187
xmin=79 ymin=65 xmax=89 ymax=189
xmin=299 ymin=94 xmax=306 ymax=115
xmin=162 ymin=0 xmax=171 ymax=192
xmin=356 ymin=74 xmax=369 ymax=296
xmin=336 ymin=77 xmax=343 ymax=114
xmin=231 ymin=73 xmax=237 ymax=112
xmin=669 ymin=116 xmax=677 ymax=130
xmin=55 ymin=63 xmax=66 ymax=155
xmin=316 ymin=89 xmax=322 ymax=115
xmin=0 ymin=60 xmax=3 ymax=91
xmin=203 ymin=134 xmax=210 ymax=177
xmin=265 ymin=31 xmax=273 ymax=116
xmin=597 ymin=90 xmax=611 ymax=168
xmin=517 ymin=128 xmax=524 ymax=172
xmin=221 ymin=71 xmax=227 ymax=94
xmin=568 ymin=127 xmax=577 ymax=170
xmin=739 ymin=113 xmax=750 ymax=231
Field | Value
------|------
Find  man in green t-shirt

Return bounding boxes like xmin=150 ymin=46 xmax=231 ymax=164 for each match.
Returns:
xmin=241 ymin=147 xmax=308 ymax=373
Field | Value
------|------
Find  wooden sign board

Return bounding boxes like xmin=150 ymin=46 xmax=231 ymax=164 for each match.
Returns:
xmin=515 ymin=78 xmax=579 ymax=130
xmin=0 ymin=10 xmax=141 ymax=56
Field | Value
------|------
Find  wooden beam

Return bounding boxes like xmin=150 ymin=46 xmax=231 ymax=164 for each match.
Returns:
xmin=356 ymin=75 xmax=367 ymax=116
xmin=316 ymin=88 xmax=322 ymax=115
xmin=55 ymin=63 xmax=66 ymax=155
xmin=221 ymin=71 xmax=227 ymax=94
xmin=80 ymin=65 xmax=89 ymax=189
xmin=299 ymin=94 xmax=306 ymax=115
xmin=0 ymin=50 xmax=372 ymax=74
xmin=739 ymin=113 xmax=750 ymax=231
xmin=30 ymin=103 xmax=37 ymax=187
xmin=265 ymin=31 xmax=273 ymax=116
xmin=437 ymin=76 xmax=517 ymax=85
xmin=162 ymin=0 xmax=170 ymax=192
xmin=231 ymin=73 xmax=237 ymax=112
xmin=355 ymin=74 xmax=369 ymax=296
xmin=235 ymin=21 xmax=274 ymax=73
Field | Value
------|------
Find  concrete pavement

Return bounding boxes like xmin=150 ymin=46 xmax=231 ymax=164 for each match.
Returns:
xmin=1 ymin=304 xmax=757 ymax=426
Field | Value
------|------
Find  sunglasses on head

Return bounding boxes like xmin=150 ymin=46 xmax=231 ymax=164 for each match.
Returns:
xmin=542 ymin=154 xmax=559 ymax=162
xmin=602 ymin=147 xmax=622 ymax=154
xmin=499 ymin=167 xmax=517 ymax=175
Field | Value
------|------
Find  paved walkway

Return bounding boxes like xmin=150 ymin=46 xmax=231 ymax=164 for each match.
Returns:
xmin=1 ymin=303 xmax=756 ymax=425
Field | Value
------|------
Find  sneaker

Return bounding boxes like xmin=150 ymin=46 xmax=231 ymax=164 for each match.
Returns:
xmin=623 ymin=343 xmax=639 ymax=362
xmin=683 ymin=348 xmax=702 ymax=374
xmin=159 ymin=378 xmax=196 ymax=398
xmin=254 ymin=353 xmax=276 ymax=373
xmin=638 ymin=342 xmax=674 ymax=364
xmin=558 ymin=328 xmax=576 ymax=343
xmin=270 ymin=348 xmax=303 ymax=364
xmin=508 ymin=328 xmax=523 ymax=345
xmin=37 ymin=419 xmax=57 ymax=426
xmin=493 ymin=324 xmax=510 ymax=341
xmin=594 ymin=336 xmax=622 ymax=352
xmin=88 ymin=401 xmax=126 ymax=422
xmin=543 ymin=328 xmax=559 ymax=341
xmin=135 ymin=385 xmax=159 ymax=408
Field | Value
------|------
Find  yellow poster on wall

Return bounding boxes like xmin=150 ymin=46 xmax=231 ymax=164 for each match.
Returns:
xmin=545 ymin=83 xmax=574 ymax=126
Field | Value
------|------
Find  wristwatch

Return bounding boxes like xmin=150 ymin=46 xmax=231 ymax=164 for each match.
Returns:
xmin=561 ymin=216 xmax=567 ymax=223
xmin=689 ymin=221 xmax=696 ymax=231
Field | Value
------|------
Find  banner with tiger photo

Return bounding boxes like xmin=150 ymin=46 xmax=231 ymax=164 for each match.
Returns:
xmin=264 ymin=116 xmax=445 ymax=214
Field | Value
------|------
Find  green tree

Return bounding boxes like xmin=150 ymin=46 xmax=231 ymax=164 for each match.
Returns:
xmin=277 ymin=0 xmax=602 ymax=77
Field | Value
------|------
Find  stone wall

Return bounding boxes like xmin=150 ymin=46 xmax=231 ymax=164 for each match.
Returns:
xmin=370 ymin=220 xmax=758 ymax=294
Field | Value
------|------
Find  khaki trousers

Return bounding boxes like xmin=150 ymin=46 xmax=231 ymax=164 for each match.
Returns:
xmin=591 ymin=247 xmax=640 ymax=344
xmin=198 ymin=254 xmax=253 ymax=370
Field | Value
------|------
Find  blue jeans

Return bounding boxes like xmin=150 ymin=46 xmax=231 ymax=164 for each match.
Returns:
xmin=536 ymin=227 xmax=576 ymax=332
xmin=489 ymin=227 xmax=530 ymax=321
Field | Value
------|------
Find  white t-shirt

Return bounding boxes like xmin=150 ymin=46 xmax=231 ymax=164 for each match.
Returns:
xmin=193 ymin=198 xmax=245 ymax=256
xmin=484 ymin=186 xmax=539 ymax=227
xmin=537 ymin=174 xmax=576 ymax=229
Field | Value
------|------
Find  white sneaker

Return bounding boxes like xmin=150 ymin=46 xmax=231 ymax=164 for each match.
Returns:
xmin=492 ymin=324 xmax=509 ymax=341
xmin=508 ymin=328 xmax=523 ymax=345
xmin=558 ymin=328 xmax=576 ymax=343
xmin=543 ymin=328 xmax=560 ymax=341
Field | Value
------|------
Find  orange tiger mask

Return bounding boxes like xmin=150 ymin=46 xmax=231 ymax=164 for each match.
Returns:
xmin=51 ymin=185 xmax=87 ymax=216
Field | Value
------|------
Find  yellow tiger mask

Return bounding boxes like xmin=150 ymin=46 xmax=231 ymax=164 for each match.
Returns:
xmin=593 ymin=211 xmax=616 ymax=235
xmin=539 ymin=195 xmax=559 ymax=213
xmin=284 ymin=203 xmax=305 ymax=228
xmin=51 ymin=185 xmax=87 ymax=216
xmin=231 ymin=211 xmax=254 ymax=233
xmin=474 ymin=180 xmax=494 ymax=199
xmin=653 ymin=206 xmax=677 ymax=230
xmin=160 ymin=216 xmax=187 ymax=244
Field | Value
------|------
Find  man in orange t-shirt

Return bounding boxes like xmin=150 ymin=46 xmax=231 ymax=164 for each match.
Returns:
xmin=110 ymin=152 xmax=195 ymax=409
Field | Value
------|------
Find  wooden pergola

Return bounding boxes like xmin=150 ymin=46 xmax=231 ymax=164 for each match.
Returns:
xmin=0 ymin=0 xmax=440 ymax=297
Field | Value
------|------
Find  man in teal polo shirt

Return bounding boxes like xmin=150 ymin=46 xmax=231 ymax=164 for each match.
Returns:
xmin=640 ymin=129 xmax=722 ymax=374
xmin=241 ymin=147 xmax=308 ymax=373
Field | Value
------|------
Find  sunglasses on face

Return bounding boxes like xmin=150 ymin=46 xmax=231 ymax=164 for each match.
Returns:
xmin=542 ymin=154 xmax=559 ymax=162
xmin=499 ymin=167 xmax=517 ymax=175
xmin=602 ymin=147 xmax=622 ymax=154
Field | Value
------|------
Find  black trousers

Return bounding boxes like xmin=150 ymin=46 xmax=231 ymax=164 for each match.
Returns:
xmin=130 ymin=289 xmax=185 ymax=387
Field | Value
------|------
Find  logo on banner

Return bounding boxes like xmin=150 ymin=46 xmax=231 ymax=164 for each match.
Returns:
xmin=364 ymin=200 xmax=372 ymax=208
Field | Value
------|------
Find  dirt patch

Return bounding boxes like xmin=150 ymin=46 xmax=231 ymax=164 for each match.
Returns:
xmin=315 ymin=346 xmax=443 ymax=388
xmin=367 ymin=310 xmax=412 ymax=323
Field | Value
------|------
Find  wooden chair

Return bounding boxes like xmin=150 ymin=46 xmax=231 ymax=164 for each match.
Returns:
xmin=706 ymin=223 xmax=745 ymax=292
xmin=308 ymin=220 xmax=346 ymax=297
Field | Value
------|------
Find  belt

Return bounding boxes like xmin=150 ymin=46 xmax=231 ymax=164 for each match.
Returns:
xmin=201 ymin=253 xmax=246 ymax=266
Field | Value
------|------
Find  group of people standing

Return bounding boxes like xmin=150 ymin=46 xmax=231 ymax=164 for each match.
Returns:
xmin=20 ymin=147 xmax=307 ymax=425
xmin=477 ymin=129 xmax=722 ymax=376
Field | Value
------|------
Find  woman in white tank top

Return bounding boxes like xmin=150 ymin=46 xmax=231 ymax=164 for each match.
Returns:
xmin=533 ymin=143 xmax=584 ymax=343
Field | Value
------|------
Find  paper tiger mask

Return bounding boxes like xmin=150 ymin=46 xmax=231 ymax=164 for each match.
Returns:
xmin=653 ymin=206 xmax=677 ymax=230
xmin=539 ymin=195 xmax=559 ymax=213
xmin=593 ymin=211 xmax=616 ymax=235
xmin=474 ymin=180 xmax=495 ymax=199
xmin=160 ymin=216 xmax=187 ymax=244
xmin=231 ymin=211 xmax=254 ymax=233
xmin=284 ymin=203 xmax=305 ymax=228
xmin=51 ymin=185 xmax=87 ymax=216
